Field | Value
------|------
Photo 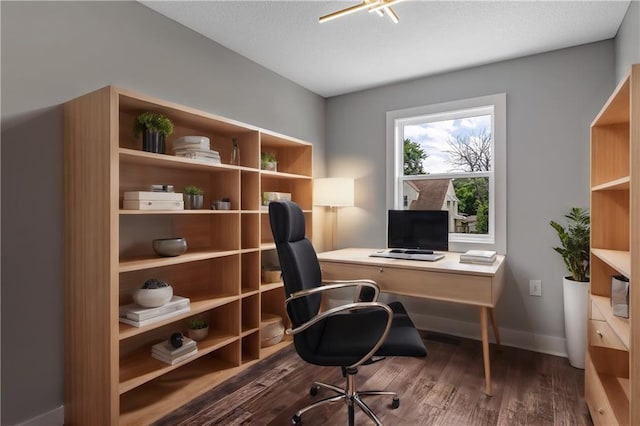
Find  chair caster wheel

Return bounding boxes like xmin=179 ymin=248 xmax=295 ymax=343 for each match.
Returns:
xmin=310 ymin=385 xmax=319 ymax=396
xmin=391 ymin=397 xmax=400 ymax=409
xmin=292 ymin=414 xmax=302 ymax=424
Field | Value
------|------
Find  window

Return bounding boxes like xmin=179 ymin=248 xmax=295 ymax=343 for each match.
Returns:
xmin=386 ymin=94 xmax=506 ymax=253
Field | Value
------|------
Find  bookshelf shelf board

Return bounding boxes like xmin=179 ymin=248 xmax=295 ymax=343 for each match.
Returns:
xmin=260 ymin=209 xmax=312 ymax=215
xmin=260 ymin=282 xmax=284 ymax=292
xmin=119 ymin=331 xmax=239 ymax=394
xmin=591 ymin=248 xmax=631 ymax=278
xmin=260 ymin=170 xmax=312 ymax=180
xmin=592 ymin=77 xmax=630 ymax=126
xmin=120 ymin=148 xmax=241 ymax=173
xmin=118 ymin=294 xmax=238 ymax=340
xmin=241 ymin=289 xmax=260 ymax=297
xmin=260 ymin=243 xmax=276 ymax=251
xmin=120 ymin=209 xmax=239 ymax=215
xmin=241 ymin=327 xmax=260 ymax=337
xmin=260 ymin=338 xmax=292 ymax=359
xmin=119 ymin=250 xmax=239 ymax=272
xmin=591 ymin=295 xmax=630 ymax=350
xmin=119 ymin=356 xmax=242 ymax=425
xmin=592 ymin=176 xmax=631 ymax=192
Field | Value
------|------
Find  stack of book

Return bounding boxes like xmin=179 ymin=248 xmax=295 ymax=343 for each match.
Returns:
xmin=151 ymin=336 xmax=198 ymax=365
xmin=119 ymin=296 xmax=190 ymax=327
xmin=123 ymin=191 xmax=184 ymax=211
xmin=173 ymin=136 xmax=221 ymax=164
xmin=460 ymin=250 xmax=497 ymax=265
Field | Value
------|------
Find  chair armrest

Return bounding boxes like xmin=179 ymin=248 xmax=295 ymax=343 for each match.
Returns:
xmin=287 ymin=280 xmax=380 ymax=302
xmin=322 ymin=279 xmax=380 ymax=302
xmin=286 ymin=301 xmax=393 ymax=369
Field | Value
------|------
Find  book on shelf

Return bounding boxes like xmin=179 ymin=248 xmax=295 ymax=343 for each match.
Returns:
xmin=151 ymin=347 xmax=198 ymax=365
xmin=119 ymin=305 xmax=190 ymax=327
xmin=123 ymin=191 xmax=183 ymax=201
xmin=459 ymin=250 xmax=497 ymax=264
xmin=175 ymin=153 xmax=222 ymax=164
xmin=119 ymin=296 xmax=190 ymax=321
xmin=122 ymin=200 xmax=184 ymax=210
xmin=151 ymin=336 xmax=197 ymax=357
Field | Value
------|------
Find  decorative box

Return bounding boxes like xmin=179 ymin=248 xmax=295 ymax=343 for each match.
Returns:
xmin=611 ymin=275 xmax=630 ymax=318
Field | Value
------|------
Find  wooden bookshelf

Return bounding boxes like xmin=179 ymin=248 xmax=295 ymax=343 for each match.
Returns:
xmin=587 ymin=64 xmax=638 ymax=425
xmin=64 ymin=86 xmax=312 ymax=424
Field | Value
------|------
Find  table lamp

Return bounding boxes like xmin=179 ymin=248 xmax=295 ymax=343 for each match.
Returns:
xmin=314 ymin=178 xmax=355 ymax=251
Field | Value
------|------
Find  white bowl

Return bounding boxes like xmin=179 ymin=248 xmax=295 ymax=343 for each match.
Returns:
xmin=133 ymin=285 xmax=173 ymax=308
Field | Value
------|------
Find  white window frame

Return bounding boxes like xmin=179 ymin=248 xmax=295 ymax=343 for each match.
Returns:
xmin=386 ymin=93 xmax=507 ymax=254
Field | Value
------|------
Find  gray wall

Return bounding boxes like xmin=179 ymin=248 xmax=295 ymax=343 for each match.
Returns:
xmin=325 ymin=41 xmax=615 ymax=342
xmin=615 ymin=0 xmax=640 ymax=82
xmin=0 ymin=2 xmax=325 ymax=425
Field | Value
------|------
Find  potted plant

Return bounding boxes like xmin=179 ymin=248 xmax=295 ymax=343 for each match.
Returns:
xmin=187 ymin=317 xmax=209 ymax=341
xmin=261 ymin=152 xmax=277 ymax=171
xmin=183 ymin=185 xmax=204 ymax=210
xmin=134 ymin=112 xmax=174 ymax=154
xmin=550 ymin=207 xmax=590 ymax=369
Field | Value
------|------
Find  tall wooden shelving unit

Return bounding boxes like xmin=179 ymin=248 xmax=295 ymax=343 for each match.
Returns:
xmin=63 ymin=86 xmax=313 ymax=424
xmin=586 ymin=64 xmax=638 ymax=425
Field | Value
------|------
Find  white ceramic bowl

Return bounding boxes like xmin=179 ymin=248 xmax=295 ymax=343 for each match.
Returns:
xmin=133 ymin=285 xmax=173 ymax=308
xmin=152 ymin=237 xmax=187 ymax=257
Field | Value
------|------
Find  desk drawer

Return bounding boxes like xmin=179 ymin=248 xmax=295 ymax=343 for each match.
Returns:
xmin=320 ymin=261 xmax=493 ymax=306
xmin=589 ymin=319 xmax=626 ymax=351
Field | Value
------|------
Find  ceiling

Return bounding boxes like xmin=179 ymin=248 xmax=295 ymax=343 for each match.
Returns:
xmin=141 ymin=1 xmax=630 ymax=98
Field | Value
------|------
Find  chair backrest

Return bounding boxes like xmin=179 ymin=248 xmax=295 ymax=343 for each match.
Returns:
xmin=268 ymin=200 xmax=322 ymax=328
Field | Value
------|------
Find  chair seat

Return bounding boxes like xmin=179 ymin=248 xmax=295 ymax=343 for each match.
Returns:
xmin=302 ymin=303 xmax=426 ymax=366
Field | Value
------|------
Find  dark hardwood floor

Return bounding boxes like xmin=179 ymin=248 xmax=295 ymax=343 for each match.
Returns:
xmin=155 ymin=333 xmax=592 ymax=425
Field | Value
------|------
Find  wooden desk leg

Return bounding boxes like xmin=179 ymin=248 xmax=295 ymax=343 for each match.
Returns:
xmin=480 ymin=306 xmax=492 ymax=396
xmin=489 ymin=308 xmax=501 ymax=346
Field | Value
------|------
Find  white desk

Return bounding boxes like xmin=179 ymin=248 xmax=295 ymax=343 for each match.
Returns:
xmin=317 ymin=248 xmax=506 ymax=395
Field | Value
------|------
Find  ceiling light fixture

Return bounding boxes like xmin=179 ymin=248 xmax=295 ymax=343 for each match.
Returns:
xmin=319 ymin=0 xmax=404 ymax=24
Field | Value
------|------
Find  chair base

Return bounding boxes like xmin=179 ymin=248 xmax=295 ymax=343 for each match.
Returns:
xmin=292 ymin=369 xmax=399 ymax=425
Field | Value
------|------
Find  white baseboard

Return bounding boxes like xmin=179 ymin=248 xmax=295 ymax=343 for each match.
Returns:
xmin=409 ymin=312 xmax=568 ymax=358
xmin=17 ymin=406 xmax=63 ymax=426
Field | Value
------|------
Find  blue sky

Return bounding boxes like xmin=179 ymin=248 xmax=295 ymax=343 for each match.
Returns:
xmin=404 ymin=114 xmax=491 ymax=174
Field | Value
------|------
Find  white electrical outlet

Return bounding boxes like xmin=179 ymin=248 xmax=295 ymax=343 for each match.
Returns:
xmin=529 ymin=280 xmax=542 ymax=296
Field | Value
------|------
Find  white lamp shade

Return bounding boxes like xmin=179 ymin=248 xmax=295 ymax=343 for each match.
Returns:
xmin=314 ymin=178 xmax=354 ymax=207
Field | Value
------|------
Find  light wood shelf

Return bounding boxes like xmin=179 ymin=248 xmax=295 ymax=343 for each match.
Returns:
xmin=64 ymin=85 xmax=312 ymax=424
xmin=591 ymin=248 xmax=631 ymax=278
xmin=591 ymin=176 xmax=630 ymax=192
xmin=261 ymin=282 xmax=284 ymax=292
xmin=587 ymin=64 xmax=638 ymax=425
xmin=119 ymin=250 xmax=239 ymax=272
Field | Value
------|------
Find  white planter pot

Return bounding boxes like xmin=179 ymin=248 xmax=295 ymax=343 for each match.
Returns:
xmin=563 ymin=277 xmax=589 ymax=369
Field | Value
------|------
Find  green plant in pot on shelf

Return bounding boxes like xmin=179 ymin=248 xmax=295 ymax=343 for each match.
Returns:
xmin=187 ymin=317 xmax=209 ymax=341
xmin=183 ymin=185 xmax=204 ymax=210
xmin=134 ymin=112 xmax=174 ymax=154
xmin=261 ymin=152 xmax=277 ymax=171
xmin=549 ymin=207 xmax=590 ymax=369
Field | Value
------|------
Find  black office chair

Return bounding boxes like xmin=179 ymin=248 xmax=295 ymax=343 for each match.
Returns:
xmin=269 ymin=200 xmax=427 ymax=425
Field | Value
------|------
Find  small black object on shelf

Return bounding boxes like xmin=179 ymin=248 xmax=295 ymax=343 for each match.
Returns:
xmin=170 ymin=332 xmax=184 ymax=348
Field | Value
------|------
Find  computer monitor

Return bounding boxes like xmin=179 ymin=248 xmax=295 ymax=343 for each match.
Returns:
xmin=387 ymin=210 xmax=449 ymax=251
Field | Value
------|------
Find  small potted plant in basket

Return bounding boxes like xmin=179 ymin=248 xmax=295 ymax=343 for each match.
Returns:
xmin=261 ymin=152 xmax=277 ymax=171
xmin=183 ymin=185 xmax=204 ymax=210
xmin=134 ymin=112 xmax=174 ymax=154
xmin=187 ymin=317 xmax=209 ymax=341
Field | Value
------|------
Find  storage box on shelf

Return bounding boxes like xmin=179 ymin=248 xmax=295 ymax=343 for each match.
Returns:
xmin=64 ymin=86 xmax=312 ymax=424
xmin=586 ymin=64 xmax=638 ymax=425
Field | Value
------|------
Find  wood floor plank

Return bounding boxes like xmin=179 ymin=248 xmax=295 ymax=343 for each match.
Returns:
xmin=154 ymin=333 xmax=592 ymax=426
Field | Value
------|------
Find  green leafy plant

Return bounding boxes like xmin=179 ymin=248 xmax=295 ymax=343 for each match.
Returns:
xmin=188 ymin=317 xmax=208 ymax=330
xmin=550 ymin=207 xmax=590 ymax=282
xmin=261 ymin=152 xmax=277 ymax=169
xmin=134 ymin=112 xmax=174 ymax=137
xmin=141 ymin=278 xmax=170 ymax=289
xmin=184 ymin=185 xmax=203 ymax=196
